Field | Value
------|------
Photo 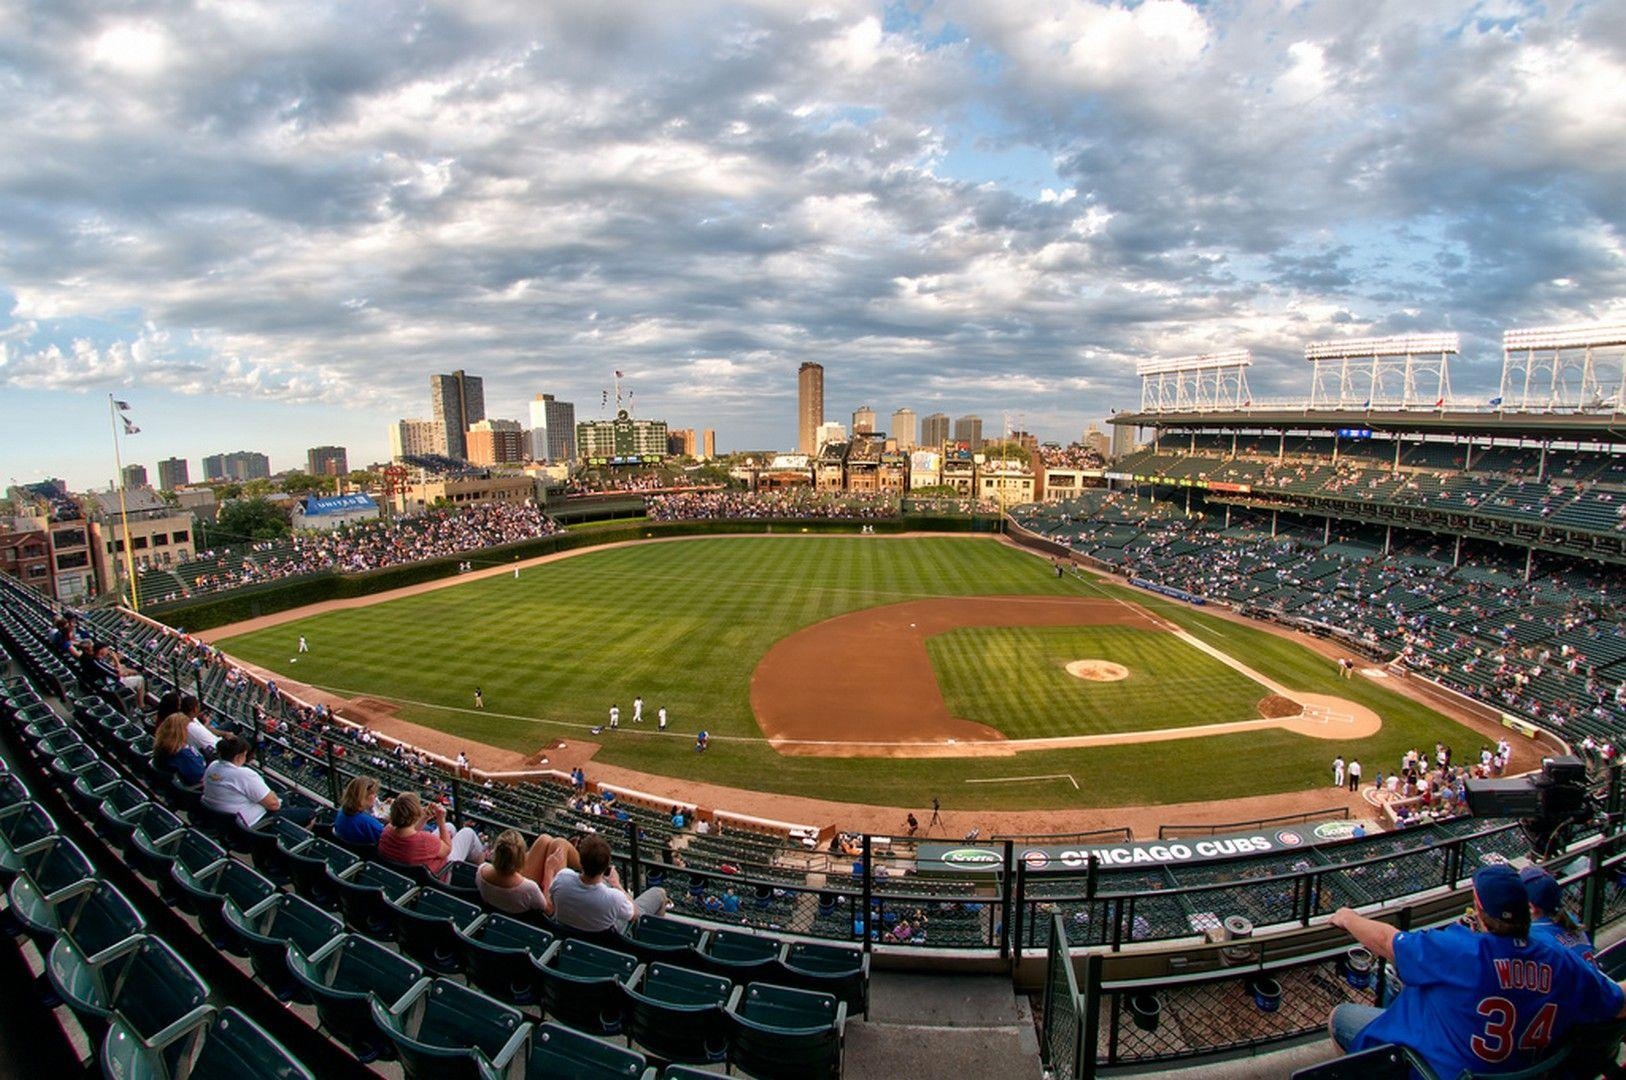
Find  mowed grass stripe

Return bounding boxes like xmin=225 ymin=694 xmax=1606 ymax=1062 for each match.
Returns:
xmin=927 ymin=626 xmax=1267 ymax=739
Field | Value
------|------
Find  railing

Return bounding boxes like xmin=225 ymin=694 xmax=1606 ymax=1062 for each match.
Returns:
xmin=1159 ymin=807 xmax=1350 ymax=839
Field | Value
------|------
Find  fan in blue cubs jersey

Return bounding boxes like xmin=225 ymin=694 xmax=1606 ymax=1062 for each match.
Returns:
xmin=1520 ymin=865 xmax=1597 ymax=965
xmin=1328 ymin=864 xmax=1626 ymax=1078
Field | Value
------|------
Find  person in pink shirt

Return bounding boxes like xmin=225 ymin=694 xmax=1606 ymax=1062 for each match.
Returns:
xmin=378 ymin=791 xmax=483 ymax=878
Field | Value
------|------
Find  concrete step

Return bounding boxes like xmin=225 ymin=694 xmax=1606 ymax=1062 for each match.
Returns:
xmin=844 ymin=971 xmax=1044 ymax=1080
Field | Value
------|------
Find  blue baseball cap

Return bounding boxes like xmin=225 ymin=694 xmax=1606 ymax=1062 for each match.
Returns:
xmin=1473 ymin=865 xmax=1527 ymax=923
xmin=1519 ymin=866 xmax=1563 ymax=914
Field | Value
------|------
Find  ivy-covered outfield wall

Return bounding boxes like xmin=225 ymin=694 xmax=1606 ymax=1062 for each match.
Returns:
xmin=148 ymin=514 xmax=1000 ymax=630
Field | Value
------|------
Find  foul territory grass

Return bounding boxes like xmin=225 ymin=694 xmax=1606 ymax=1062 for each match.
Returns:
xmin=215 ymin=535 xmax=1484 ymax=810
xmin=928 ymin=626 xmax=1269 ymax=737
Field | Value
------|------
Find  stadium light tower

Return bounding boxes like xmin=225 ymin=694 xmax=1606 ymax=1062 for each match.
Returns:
xmin=1304 ymin=333 xmax=1458 ymax=411
xmin=1500 ymin=321 xmax=1626 ymax=414
xmin=1135 ymin=350 xmax=1252 ymax=413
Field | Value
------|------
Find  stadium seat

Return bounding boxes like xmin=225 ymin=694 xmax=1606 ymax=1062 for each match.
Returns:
xmin=334 ymin=860 xmax=415 ymax=940
xmin=388 ymin=886 xmax=484 ymax=975
xmin=776 ymin=941 xmax=870 ymax=1019
xmin=131 ymin=826 xmax=221 ymax=897
xmin=65 ymin=761 xmax=122 ymax=814
xmin=103 ymin=1005 xmax=317 ymax=1080
xmin=243 ymin=815 xmax=313 ymax=885
xmin=8 ymin=874 xmax=145 ymax=962
xmin=221 ymin=893 xmax=344 ymax=1002
xmin=286 ymin=932 xmax=428 ymax=1064
xmin=7 ymin=836 xmax=94 ymax=903
xmin=285 ymin=836 xmax=360 ymax=912
xmin=169 ymin=855 xmax=277 ymax=951
xmin=534 ymin=937 xmax=640 ymax=1036
xmin=106 ymin=800 xmax=180 ymax=852
xmin=617 ymin=914 xmax=707 ymax=964
xmin=695 ymin=927 xmax=782 ymax=982
xmin=497 ymin=1021 xmax=656 ymax=1080
xmin=623 ymin=961 xmax=732 ymax=1066
xmin=725 ymin=982 xmax=846 ymax=1080
xmin=440 ymin=858 xmax=484 ymax=902
xmin=369 ymin=977 xmax=531 ymax=1080
xmin=1289 ymin=1044 xmax=1412 ymax=1078
xmin=0 ymin=771 xmax=30 ymax=813
xmin=0 ymin=802 xmax=58 ymax=879
xmin=455 ymin=912 xmax=554 ymax=1009
xmin=47 ymin=934 xmax=213 ymax=1073
xmin=83 ymin=779 xmax=146 ymax=840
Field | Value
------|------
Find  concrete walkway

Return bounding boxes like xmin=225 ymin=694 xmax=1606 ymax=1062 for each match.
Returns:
xmin=844 ymin=971 xmax=1044 ymax=1080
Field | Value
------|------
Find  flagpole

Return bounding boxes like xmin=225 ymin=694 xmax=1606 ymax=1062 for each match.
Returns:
xmin=108 ymin=395 xmax=140 ymax=612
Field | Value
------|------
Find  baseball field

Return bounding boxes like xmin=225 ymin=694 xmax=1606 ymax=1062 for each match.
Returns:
xmin=213 ymin=535 xmax=1489 ymax=810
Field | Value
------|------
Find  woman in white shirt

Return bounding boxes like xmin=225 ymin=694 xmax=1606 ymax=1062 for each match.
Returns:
xmin=477 ymin=830 xmax=579 ymax=917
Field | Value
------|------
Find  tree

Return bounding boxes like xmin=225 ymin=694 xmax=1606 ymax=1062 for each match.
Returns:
xmin=214 ymin=497 xmax=291 ymax=543
xmin=979 ymin=441 xmax=1032 ymax=465
xmin=279 ymin=471 xmax=324 ymax=496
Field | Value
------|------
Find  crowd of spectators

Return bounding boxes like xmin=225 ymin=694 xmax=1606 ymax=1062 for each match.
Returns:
xmin=646 ymin=489 xmax=902 ymax=521
xmin=1036 ymin=445 xmax=1106 ymax=469
xmin=175 ymin=501 xmax=560 ymax=594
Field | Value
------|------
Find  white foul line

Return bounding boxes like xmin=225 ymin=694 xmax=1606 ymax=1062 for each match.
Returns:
xmin=965 ymin=773 xmax=1080 ymax=790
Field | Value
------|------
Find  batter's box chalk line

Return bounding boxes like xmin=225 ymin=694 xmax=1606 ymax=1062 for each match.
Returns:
xmin=1300 ymin=706 xmax=1356 ymax=725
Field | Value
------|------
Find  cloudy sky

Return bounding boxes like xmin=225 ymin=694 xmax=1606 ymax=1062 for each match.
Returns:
xmin=2 ymin=0 xmax=1623 ymax=488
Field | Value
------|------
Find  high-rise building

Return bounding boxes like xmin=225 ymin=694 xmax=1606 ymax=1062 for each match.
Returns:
xmin=1083 ymin=423 xmax=1111 ymax=459
xmin=577 ymin=411 xmax=669 ymax=463
xmin=920 ymin=412 xmax=950 ymax=448
xmin=121 ymin=464 xmax=147 ymax=489
xmin=797 ymin=362 xmax=824 ymax=455
xmin=527 ymin=394 xmax=576 ymax=463
xmin=667 ymin=429 xmax=698 ymax=457
xmin=307 ymin=446 xmax=349 ymax=477
xmin=466 ymin=419 xmax=525 ymax=465
xmin=1111 ymin=422 xmax=1137 ymax=458
xmin=389 ymin=419 xmax=448 ymax=460
xmin=954 ymin=415 xmax=984 ymax=450
xmin=430 ymin=370 xmax=486 ymax=459
xmin=701 ymin=429 xmax=716 ymax=460
xmin=890 ymin=409 xmax=916 ymax=450
xmin=815 ymin=421 xmax=845 ymax=450
xmin=156 ymin=457 xmax=189 ymax=491
xmin=852 ymin=406 xmax=876 ymax=435
xmin=201 ymin=451 xmax=271 ymax=481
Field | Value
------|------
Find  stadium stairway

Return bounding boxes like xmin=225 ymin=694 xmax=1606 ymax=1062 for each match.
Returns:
xmin=843 ymin=971 xmax=1043 ymax=1080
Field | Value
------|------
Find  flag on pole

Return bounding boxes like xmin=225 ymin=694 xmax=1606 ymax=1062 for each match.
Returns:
xmin=122 ymin=418 xmax=141 ymax=435
xmin=113 ymin=399 xmax=131 ymax=411
xmin=1488 ymin=396 xmax=1504 ymax=406
xmin=1435 ymin=397 xmax=1445 ymax=408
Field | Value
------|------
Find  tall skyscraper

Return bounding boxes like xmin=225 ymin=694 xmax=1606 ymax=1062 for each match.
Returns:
xmin=389 ymin=419 xmax=447 ymax=460
xmin=430 ymin=370 xmax=486 ymax=459
xmin=307 ymin=446 xmax=349 ymax=477
xmin=797 ymin=362 xmax=824 ymax=455
xmin=202 ymin=451 xmax=271 ymax=481
xmin=954 ymin=415 xmax=984 ymax=450
xmin=526 ymin=394 xmax=576 ymax=462
xmin=890 ymin=409 xmax=916 ymax=450
xmin=121 ymin=464 xmax=147 ymax=489
xmin=921 ymin=412 xmax=950 ymax=448
xmin=852 ymin=406 xmax=876 ymax=434
xmin=466 ymin=419 xmax=525 ymax=465
xmin=156 ymin=457 xmax=189 ymax=490
xmin=668 ymin=429 xmax=698 ymax=457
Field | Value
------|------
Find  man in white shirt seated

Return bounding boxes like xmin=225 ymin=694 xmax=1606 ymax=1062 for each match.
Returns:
xmin=548 ymin=833 xmax=668 ymax=933
xmin=200 ymin=735 xmax=316 ymax=829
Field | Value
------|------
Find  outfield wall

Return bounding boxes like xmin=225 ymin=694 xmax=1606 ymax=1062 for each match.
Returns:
xmin=148 ymin=513 xmax=997 ymax=630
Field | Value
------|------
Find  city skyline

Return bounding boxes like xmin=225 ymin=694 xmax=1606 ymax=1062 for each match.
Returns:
xmin=3 ymin=3 xmax=1623 ymax=489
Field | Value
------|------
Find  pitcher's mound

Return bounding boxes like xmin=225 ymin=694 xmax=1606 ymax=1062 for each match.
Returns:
xmin=1066 ymin=660 xmax=1129 ymax=683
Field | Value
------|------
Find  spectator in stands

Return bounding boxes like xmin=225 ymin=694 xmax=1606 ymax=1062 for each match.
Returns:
xmin=178 ymin=693 xmax=223 ymax=756
xmin=476 ymin=829 xmax=581 ymax=917
xmin=201 ymin=735 xmax=316 ymax=828
xmin=48 ymin=615 xmax=87 ymax=660
xmin=379 ymin=791 xmax=484 ymax=877
xmin=331 ymin=776 xmax=385 ymax=848
xmin=151 ymin=712 xmax=208 ymax=785
xmin=1521 ymin=866 xmax=1597 ymax=964
xmin=1328 ymin=865 xmax=1626 ymax=1077
xmin=549 ymin=832 xmax=668 ymax=932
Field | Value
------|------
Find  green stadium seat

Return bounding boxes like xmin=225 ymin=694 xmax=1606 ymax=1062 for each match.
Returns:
xmin=388 ymin=886 xmax=485 ymax=975
xmin=285 ymin=836 xmax=359 ymax=912
xmin=107 ymin=800 xmax=180 ymax=853
xmin=369 ymin=977 xmax=531 ymax=1080
xmin=776 ymin=941 xmax=870 ymax=1019
xmin=48 ymin=742 xmax=103 ymax=782
xmin=0 ymin=802 xmax=57 ymax=879
xmin=334 ymin=860 xmax=415 ymax=940
xmin=243 ymin=815 xmax=313 ymax=885
xmin=84 ymin=779 xmax=146 ymax=841
xmin=47 ymin=934 xmax=213 ymax=1073
xmin=455 ymin=912 xmax=554 ymax=1009
xmin=8 ymin=836 xmax=93 ymax=904
xmin=440 ymin=858 xmax=484 ymax=902
xmin=623 ymin=961 xmax=732 ymax=1066
xmin=103 ymin=1005 xmax=317 ymax=1080
xmin=8 ymin=874 xmax=145 ymax=961
xmin=66 ymin=761 xmax=122 ymax=814
xmin=618 ymin=914 xmax=707 ymax=964
xmin=535 ymin=937 xmax=640 ymax=1036
xmin=1288 ymin=1044 xmax=1413 ymax=1078
xmin=725 ymin=982 xmax=846 ymax=1080
xmin=222 ymin=893 xmax=344 ymax=1002
xmin=695 ymin=927 xmax=781 ymax=982
xmin=0 ymin=772 xmax=30 ymax=813
xmin=170 ymin=855 xmax=277 ymax=952
xmin=494 ymin=1021 xmax=656 ymax=1080
xmin=286 ymin=932 xmax=428 ymax=1064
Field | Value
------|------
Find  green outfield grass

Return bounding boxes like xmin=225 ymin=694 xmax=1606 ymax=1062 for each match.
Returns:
xmin=215 ymin=535 xmax=1486 ymax=811
xmin=928 ymin=625 xmax=1268 ymax=737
